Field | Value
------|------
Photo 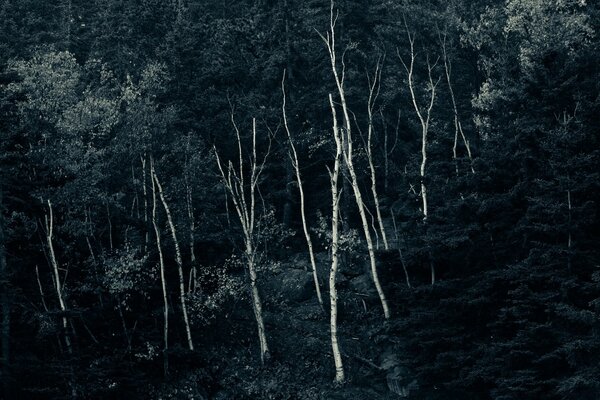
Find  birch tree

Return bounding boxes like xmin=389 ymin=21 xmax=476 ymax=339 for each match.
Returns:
xmin=43 ymin=200 xmax=72 ymax=354
xmin=151 ymin=160 xmax=194 ymax=351
xmin=365 ymin=56 xmax=389 ymax=250
xmin=149 ymin=158 xmax=169 ymax=376
xmin=328 ymin=93 xmax=345 ymax=383
xmin=319 ymin=0 xmax=390 ymax=319
xmin=281 ymin=72 xmax=324 ymax=310
xmin=440 ymin=31 xmax=475 ymax=175
xmin=398 ymin=22 xmax=440 ymax=285
xmin=397 ymin=22 xmax=440 ymax=222
xmin=214 ymin=116 xmax=271 ymax=364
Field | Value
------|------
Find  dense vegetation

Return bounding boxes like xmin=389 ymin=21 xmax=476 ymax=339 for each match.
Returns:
xmin=1 ymin=0 xmax=599 ymax=398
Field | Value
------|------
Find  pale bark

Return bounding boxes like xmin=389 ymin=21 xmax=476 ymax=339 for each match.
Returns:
xmin=398 ymin=24 xmax=440 ymax=221
xmin=184 ymin=136 xmax=198 ymax=292
xmin=44 ymin=200 xmax=72 ymax=354
xmin=151 ymin=162 xmax=194 ymax=351
xmin=150 ymin=160 xmax=169 ymax=376
xmin=282 ymin=72 xmax=324 ymax=310
xmin=365 ymin=57 xmax=389 ymax=250
xmin=328 ymin=93 xmax=345 ymax=383
xmin=440 ymin=33 xmax=474 ymax=175
xmin=319 ymin=1 xmax=390 ymax=319
xmin=214 ymin=116 xmax=270 ymax=363
xmin=398 ymin=24 xmax=440 ymax=285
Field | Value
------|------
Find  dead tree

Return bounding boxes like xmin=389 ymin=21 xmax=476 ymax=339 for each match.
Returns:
xmin=318 ymin=0 xmax=391 ymax=319
xmin=281 ymin=72 xmax=324 ymax=310
xmin=214 ymin=116 xmax=271 ymax=364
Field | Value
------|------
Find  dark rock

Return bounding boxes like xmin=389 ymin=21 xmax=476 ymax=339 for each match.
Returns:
xmin=349 ymin=274 xmax=377 ymax=298
xmin=264 ymin=268 xmax=315 ymax=304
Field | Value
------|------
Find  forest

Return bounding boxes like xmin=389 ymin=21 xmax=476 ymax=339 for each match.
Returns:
xmin=0 ymin=0 xmax=599 ymax=398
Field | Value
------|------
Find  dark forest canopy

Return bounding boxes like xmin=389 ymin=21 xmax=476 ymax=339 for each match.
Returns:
xmin=1 ymin=0 xmax=599 ymax=398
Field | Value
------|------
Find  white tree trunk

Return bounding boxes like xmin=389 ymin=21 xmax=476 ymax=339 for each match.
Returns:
xmin=214 ymin=116 xmax=271 ymax=363
xmin=441 ymin=33 xmax=474 ymax=175
xmin=328 ymin=93 xmax=345 ymax=383
xmin=319 ymin=0 xmax=390 ymax=319
xmin=366 ymin=57 xmax=389 ymax=250
xmin=282 ymin=72 xmax=324 ymax=310
xmin=150 ymin=161 xmax=169 ymax=376
xmin=44 ymin=200 xmax=72 ymax=354
xmin=151 ymin=163 xmax=194 ymax=351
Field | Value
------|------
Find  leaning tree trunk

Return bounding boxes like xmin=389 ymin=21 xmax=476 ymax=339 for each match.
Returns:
xmin=365 ymin=56 xmax=389 ymax=250
xmin=150 ymin=161 xmax=169 ymax=377
xmin=319 ymin=1 xmax=390 ymax=318
xmin=44 ymin=200 xmax=72 ymax=355
xmin=282 ymin=72 xmax=324 ymax=310
xmin=151 ymin=162 xmax=194 ymax=351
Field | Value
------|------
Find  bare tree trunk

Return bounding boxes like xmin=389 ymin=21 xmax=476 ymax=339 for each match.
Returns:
xmin=398 ymin=23 xmax=440 ymax=221
xmin=184 ymin=136 xmax=197 ymax=292
xmin=328 ymin=93 xmax=345 ymax=383
xmin=214 ymin=116 xmax=271 ymax=363
xmin=150 ymin=161 xmax=169 ymax=376
xmin=282 ymin=72 xmax=324 ymax=310
xmin=44 ymin=200 xmax=72 ymax=354
xmin=151 ymin=162 xmax=194 ymax=351
xmin=365 ymin=57 xmax=389 ymax=250
xmin=319 ymin=1 xmax=390 ymax=319
xmin=399 ymin=24 xmax=440 ymax=285
xmin=440 ymin=32 xmax=474 ymax=175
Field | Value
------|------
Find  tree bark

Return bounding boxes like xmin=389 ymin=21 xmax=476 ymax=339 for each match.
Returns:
xmin=328 ymin=93 xmax=345 ymax=383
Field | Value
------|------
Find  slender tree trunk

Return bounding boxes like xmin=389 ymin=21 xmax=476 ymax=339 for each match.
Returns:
xmin=365 ymin=57 xmax=389 ymax=250
xmin=44 ymin=200 xmax=72 ymax=354
xmin=151 ymin=163 xmax=194 ymax=351
xmin=282 ymin=72 xmax=324 ymax=310
xmin=214 ymin=116 xmax=271 ymax=363
xmin=319 ymin=0 xmax=390 ymax=319
xmin=440 ymin=33 xmax=474 ymax=175
xmin=150 ymin=160 xmax=169 ymax=376
xmin=328 ymin=93 xmax=345 ymax=383
xmin=399 ymin=25 xmax=440 ymax=284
